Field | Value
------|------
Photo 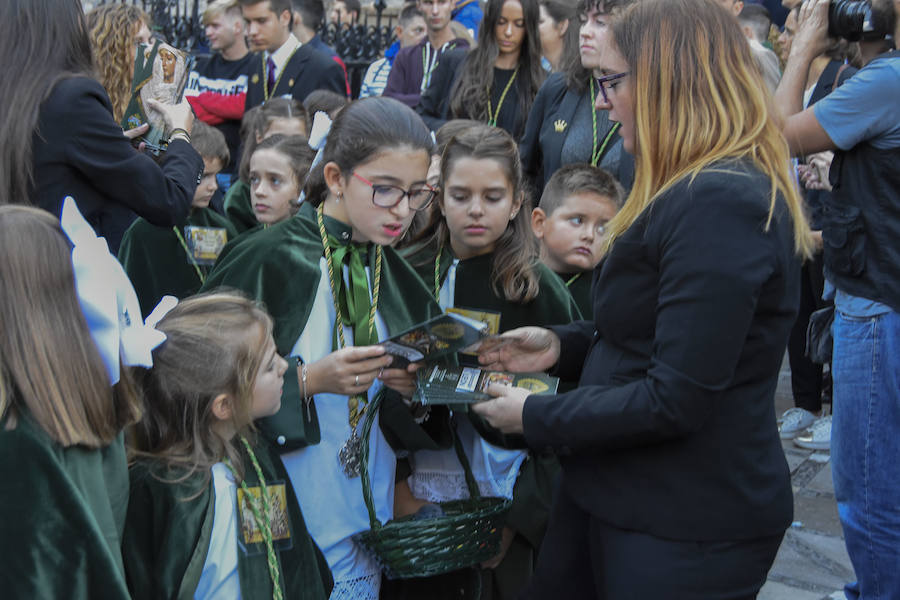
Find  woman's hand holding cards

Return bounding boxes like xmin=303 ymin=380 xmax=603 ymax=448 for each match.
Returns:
xmin=477 ymin=326 xmax=561 ymax=373
xmin=471 ymin=383 xmax=530 ymax=434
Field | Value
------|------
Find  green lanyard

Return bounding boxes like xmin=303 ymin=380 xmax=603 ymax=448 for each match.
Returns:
xmin=225 ymin=437 xmax=283 ymax=600
xmin=565 ymin=272 xmax=581 ymax=287
xmin=421 ymin=42 xmax=456 ymax=92
xmin=486 ymin=67 xmax=519 ymax=128
xmin=589 ymin=78 xmax=621 ymax=166
xmin=172 ymin=226 xmax=206 ymax=285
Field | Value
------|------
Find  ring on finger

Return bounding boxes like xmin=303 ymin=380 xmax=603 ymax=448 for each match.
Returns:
xmin=355 ymin=374 xmax=359 ymax=386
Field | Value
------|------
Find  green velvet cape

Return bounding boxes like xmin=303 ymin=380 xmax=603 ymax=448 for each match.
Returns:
xmin=223 ymin=180 xmax=258 ymax=234
xmin=0 ymin=411 xmax=131 ymax=599
xmin=557 ymin=270 xmax=593 ymax=322
xmin=118 ymin=207 xmax=237 ymax=317
xmin=201 ymin=202 xmax=451 ymax=454
xmin=123 ymin=439 xmax=333 ymax=600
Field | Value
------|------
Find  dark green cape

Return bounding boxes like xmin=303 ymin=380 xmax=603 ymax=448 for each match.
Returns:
xmin=118 ymin=208 xmax=237 ymax=317
xmin=0 ymin=411 xmax=131 ymax=599
xmin=385 ymin=246 xmax=576 ymax=600
xmin=557 ymin=270 xmax=593 ymax=322
xmin=223 ymin=180 xmax=258 ymax=234
xmin=123 ymin=439 xmax=333 ymax=600
xmin=202 ymin=202 xmax=451 ymax=454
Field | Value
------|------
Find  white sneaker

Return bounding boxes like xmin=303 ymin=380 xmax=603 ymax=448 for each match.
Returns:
xmin=779 ymin=408 xmax=817 ymax=439
xmin=794 ymin=415 xmax=832 ymax=451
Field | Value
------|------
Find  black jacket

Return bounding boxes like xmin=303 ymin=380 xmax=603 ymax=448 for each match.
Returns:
xmin=244 ymin=44 xmax=347 ymax=110
xmin=32 ymin=76 xmax=203 ymax=253
xmin=523 ymin=160 xmax=798 ymax=542
xmin=519 ymin=72 xmax=633 ymax=193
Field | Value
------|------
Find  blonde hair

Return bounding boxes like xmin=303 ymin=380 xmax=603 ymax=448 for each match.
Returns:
xmin=86 ymin=4 xmax=151 ymax=123
xmin=602 ymin=0 xmax=813 ymax=259
xmin=129 ymin=292 xmax=273 ymax=487
xmin=0 ymin=206 xmax=141 ymax=448
xmin=203 ymin=0 xmax=242 ymax=25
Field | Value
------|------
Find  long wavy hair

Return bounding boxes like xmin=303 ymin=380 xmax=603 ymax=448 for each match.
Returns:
xmin=86 ymin=4 xmax=151 ymax=123
xmin=601 ymin=0 xmax=814 ymax=258
xmin=129 ymin=292 xmax=273 ymax=488
xmin=449 ymin=0 xmax=545 ymax=137
xmin=0 ymin=0 xmax=94 ymax=206
xmin=434 ymin=124 xmax=540 ymax=302
xmin=0 ymin=206 xmax=141 ymax=447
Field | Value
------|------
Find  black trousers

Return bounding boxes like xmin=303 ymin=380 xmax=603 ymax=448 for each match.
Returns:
xmin=520 ymin=480 xmax=784 ymax=600
xmin=787 ymin=251 xmax=830 ymax=412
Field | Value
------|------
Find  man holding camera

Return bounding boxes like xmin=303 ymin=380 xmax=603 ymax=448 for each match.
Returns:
xmin=776 ymin=1 xmax=899 ymax=598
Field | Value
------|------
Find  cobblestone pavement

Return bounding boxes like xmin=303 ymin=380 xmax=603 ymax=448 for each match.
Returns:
xmin=758 ymin=364 xmax=854 ymax=600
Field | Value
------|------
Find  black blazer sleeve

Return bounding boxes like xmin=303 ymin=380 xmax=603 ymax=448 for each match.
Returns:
xmin=547 ymin=319 xmax=596 ymax=382
xmin=41 ymin=78 xmax=202 ymax=227
xmin=524 ymin=171 xmax=795 ymax=453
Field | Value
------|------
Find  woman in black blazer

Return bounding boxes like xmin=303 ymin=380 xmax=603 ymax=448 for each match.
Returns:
xmin=1 ymin=0 xmax=202 ymax=254
xmin=474 ymin=1 xmax=815 ymax=597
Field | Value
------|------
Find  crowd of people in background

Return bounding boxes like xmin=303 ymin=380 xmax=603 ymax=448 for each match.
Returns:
xmin=0 ymin=0 xmax=898 ymax=598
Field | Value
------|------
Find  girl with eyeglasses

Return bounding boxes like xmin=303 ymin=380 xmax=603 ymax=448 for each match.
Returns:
xmin=203 ymin=97 xmax=448 ymax=600
xmin=387 ymin=123 xmax=578 ymax=600
xmin=519 ymin=0 xmax=635 ymax=195
xmin=417 ymin=0 xmax=546 ymax=141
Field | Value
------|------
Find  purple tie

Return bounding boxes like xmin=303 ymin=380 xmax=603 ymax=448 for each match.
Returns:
xmin=266 ymin=56 xmax=276 ymax=93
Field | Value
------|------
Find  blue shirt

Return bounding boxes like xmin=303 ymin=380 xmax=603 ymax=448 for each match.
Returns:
xmin=814 ymin=55 xmax=900 ymax=151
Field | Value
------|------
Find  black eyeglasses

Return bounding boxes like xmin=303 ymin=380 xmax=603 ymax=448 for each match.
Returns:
xmin=595 ymin=71 xmax=629 ymax=104
xmin=352 ymin=172 xmax=437 ymax=211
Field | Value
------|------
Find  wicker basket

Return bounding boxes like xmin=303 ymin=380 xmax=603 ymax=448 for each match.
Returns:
xmin=353 ymin=393 xmax=512 ymax=579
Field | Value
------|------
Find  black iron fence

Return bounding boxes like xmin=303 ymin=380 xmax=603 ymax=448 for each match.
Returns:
xmin=89 ymin=0 xmax=398 ymax=97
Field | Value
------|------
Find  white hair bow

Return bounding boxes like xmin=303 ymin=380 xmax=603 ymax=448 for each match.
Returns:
xmin=297 ymin=111 xmax=333 ymax=207
xmin=60 ymin=197 xmax=169 ymax=384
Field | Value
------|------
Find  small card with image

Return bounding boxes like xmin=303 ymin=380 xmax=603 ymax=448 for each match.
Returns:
xmin=184 ymin=226 xmax=228 ymax=265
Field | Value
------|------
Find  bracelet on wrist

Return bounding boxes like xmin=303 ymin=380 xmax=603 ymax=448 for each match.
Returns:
xmin=297 ymin=357 xmax=310 ymax=400
xmin=168 ymin=128 xmax=191 ymax=144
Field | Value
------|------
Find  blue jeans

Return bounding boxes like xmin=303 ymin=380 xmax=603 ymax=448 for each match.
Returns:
xmin=831 ymin=309 xmax=900 ymax=600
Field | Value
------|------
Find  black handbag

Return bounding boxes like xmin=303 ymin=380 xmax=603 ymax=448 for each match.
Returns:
xmin=805 ymin=306 xmax=835 ymax=364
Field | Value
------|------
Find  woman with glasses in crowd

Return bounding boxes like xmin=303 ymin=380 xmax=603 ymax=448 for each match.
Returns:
xmin=417 ymin=0 xmax=545 ymax=140
xmin=474 ymin=0 xmax=814 ymax=597
xmin=519 ymin=0 xmax=634 ymax=194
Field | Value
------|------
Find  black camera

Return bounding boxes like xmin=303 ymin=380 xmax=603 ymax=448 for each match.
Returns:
xmin=828 ymin=0 xmax=891 ymax=41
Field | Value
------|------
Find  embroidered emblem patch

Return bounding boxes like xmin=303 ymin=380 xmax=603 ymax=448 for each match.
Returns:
xmin=554 ymin=119 xmax=567 ymax=132
xmin=251 ymin=73 xmax=260 ymax=84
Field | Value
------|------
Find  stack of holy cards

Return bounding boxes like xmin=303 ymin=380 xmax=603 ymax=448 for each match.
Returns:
xmin=414 ymin=365 xmax=559 ymax=405
xmin=381 ymin=312 xmax=492 ymax=368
